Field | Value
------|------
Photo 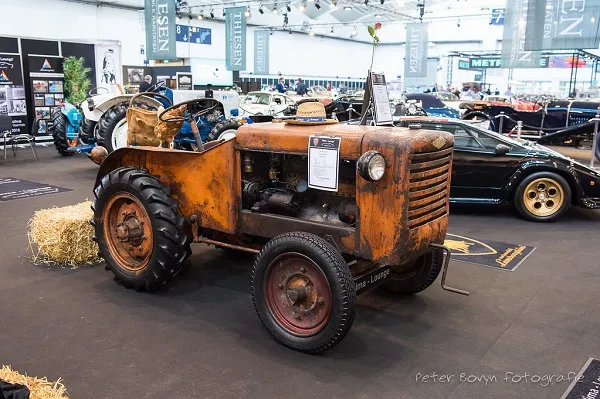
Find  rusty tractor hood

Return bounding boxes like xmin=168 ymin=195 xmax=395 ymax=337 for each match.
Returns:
xmin=234 ymin=122 xmax=453 ymax=159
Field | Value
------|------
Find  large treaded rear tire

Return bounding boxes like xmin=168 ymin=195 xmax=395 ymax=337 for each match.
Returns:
xmin=50 ymin=111 xmax=74 ymax=157
xmin=92 ymin=167 xmax=192 ymax=291
xmin=96 ymin=102 xmax=127 ymax=153
xmin=379 ymin=249 xmax=443 ymax=295
xmin=80 ymin=115 xmax=96 ymax=144
xmin=251 ymin=232 xmax=356 ymax=354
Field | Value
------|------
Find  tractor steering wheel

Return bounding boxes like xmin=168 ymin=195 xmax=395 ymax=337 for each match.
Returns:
xmin=158 ymin=98 xmax=220 ymax=123
xmin=147 ymin=80 xmax=167 ymax=93
xmin=88 ymin=86 xmax=109 ymax=96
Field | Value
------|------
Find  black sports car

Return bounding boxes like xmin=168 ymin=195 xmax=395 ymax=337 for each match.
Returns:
xmin=396 ymin=117 xmax=600 ymax=222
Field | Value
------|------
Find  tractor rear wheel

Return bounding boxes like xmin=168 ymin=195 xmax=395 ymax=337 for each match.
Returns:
xmin=96 ymin=102 xmax=127 ymax=153
xmin=92 ymin=167 xmax=191 ymax=291
xmin=251 ymin=232 xmax=356 ymax=354
xmin=379 ymin=249 xmax=443 ymax=295
xmin=50 ymin=111 xmax=74 ymax=157
xmin=206 ymin=119 xmax=241 ymax=142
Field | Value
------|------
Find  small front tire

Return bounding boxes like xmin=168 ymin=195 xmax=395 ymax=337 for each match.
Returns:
xmin=251 ymin=232 xmax=356 ymax=354
xmin=379 ymin=249 xmax=444 ymax=295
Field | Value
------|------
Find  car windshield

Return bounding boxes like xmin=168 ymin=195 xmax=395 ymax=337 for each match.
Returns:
xmin=311 ymin=86 xmax=327 ymax=93
xmin=243 ymin=93 xmax=271 ymax=105
xmin=463 ymin=122 xmax=527 ymax=149
xmin=435 ymin=92 xmax=458 ymax=101
xmin=404 ymin=94 xmax=446 ymax=108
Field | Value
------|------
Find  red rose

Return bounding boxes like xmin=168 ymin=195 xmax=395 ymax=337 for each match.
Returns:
xmin=375 ymin=22 xmax=382 ymax=30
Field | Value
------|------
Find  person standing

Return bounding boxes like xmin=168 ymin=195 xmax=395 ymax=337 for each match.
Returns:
xmin=139 ymin=75 xmax=153 ymax=92
xmin=276 ymin=77 xmax=286 ymax=93
xmin=296 ymin=78 xmax=307 ymax=96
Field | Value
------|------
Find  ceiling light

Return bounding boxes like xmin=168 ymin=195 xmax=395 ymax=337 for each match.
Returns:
xmin=245 ymin=6 xmax=251 ymax=17
xmin=273 ymin=6 xmax=278 ymax=13
xmin=330 ymin=26 xmax=334 ymax=33
xmin=283 ymin=13 xmax=289 ymax=25
xmin=343 ymin=5 xmax=352 ymax=10
xmin=222 ymin=9 xmax=226 ymax=16
xmin=592 ymin=16 xmax=596 ymax=23
xmin=259 ymin=4 xmax=264 ymax=14
xmin=309 ymin=29 xmax=315 ymax=36
xmin=380 ymin=0 xmax=384 ymax=3
xmin=315 ymin=0 xmax=321 ymax=9
xmin=210 ymin=9 xmax=214 ymax=18
xmin=287 ymin=3 xmax=292 ymax=11
xmin=374 ymin=13 xmax=382 ymax=18
xmin=198 ymin=10 xmax=203 ymax=19
xmin=270 ymin=30 xmax=274 ymax=35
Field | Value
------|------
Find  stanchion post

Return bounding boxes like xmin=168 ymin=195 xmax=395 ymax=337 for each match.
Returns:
xmin=517 ymin=121 xmax=523 ymax=141
xmin=498 ymin=112 xmax=504 ymax=133
xmin=590 ymin=116 xmax=599 ymax=169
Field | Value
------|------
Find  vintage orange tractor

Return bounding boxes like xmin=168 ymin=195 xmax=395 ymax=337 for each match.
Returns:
xmin=91 ymin=101 xmax=468 ymax=354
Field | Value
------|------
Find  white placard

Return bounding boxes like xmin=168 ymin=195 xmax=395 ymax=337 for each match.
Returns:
xmin=308 ymin=136 xmax=341 ymax=192
xmin=370 ymin=73 xmax=393 ymax=125
xmin=95 ymin=44 xmax=122 ymax=89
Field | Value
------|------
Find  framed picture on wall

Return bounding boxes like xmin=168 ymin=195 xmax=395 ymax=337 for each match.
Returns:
xmin=33 ymin=80 xmax=48 ymax=93
xmin=44 ymin=94 xmax=54 ymax=106
xmin=48 ymin=80 xmax=63 ymax=93
xmin=54 ymin=94 xmax=64 ymax=104
xmin=35 ymin=107 xmax=50 ymax=120
xmin=34 ymin=94 xmax=45 ymax=107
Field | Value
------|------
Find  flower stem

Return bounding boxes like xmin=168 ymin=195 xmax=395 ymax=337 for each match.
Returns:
xmin=370 ymin=44 xmax=375 ymax=72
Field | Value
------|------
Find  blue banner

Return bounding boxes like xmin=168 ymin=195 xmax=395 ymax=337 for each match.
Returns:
xmin=176 ymin=25 xmax=212 ymax=44
xmin=225 ymin=7 xmax=246 ymax=71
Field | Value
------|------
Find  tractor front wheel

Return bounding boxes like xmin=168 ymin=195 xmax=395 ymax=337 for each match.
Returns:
xmin=379 ymin=249 xmax=443 ymax=295
xmin=251 ymin=232 xmax=356 ymax=354
xmin=92 ymin=167 xmax=191 ymax=290
xmin=50 ymin=111 xmax=74 ymax=157
xmin=96 ymin=103 xmax=127 ymax=153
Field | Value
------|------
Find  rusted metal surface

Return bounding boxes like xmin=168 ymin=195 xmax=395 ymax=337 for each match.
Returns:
xmin=234 ymin=123 xmax=379 ymax=159
xmin=356 ymin=127 xmax=454 ymax=265
xmin=96 ymin=123 xmax=455 ymax=267
xmin=102 ymin=192 xmax=153 ymax=273
xmin=194 ymin=237 xmax=260 ymax=254
xmin=265 ymin=253 xmax=332 ymax=336
xmin=239 ymin=210 xmax=356 ymax=254
xmin=97 ymin=141 xmax=240 ymax=233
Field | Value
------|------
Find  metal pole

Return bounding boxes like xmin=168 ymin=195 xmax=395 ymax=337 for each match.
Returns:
xmin=591 ymin=116 xmax=599 ymax=169
xmin=573 ymin=53 xmax=580 ymax=95
xmin=517 ymin=121 xmax=523 ymax=141
xmin=498 ymin=112 xmax=504 ymax=133
xmin=569 ymin=52 xmax=576 ymax=96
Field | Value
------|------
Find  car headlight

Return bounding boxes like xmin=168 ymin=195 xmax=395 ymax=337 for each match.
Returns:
xmin=357 ymin=151 xmax=386 ymax=181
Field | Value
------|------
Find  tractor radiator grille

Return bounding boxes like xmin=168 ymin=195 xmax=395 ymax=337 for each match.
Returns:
xmin=408 ymin=147 xmax=452 ymax=229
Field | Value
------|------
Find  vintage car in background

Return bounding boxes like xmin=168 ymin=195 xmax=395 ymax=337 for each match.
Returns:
xmin=238 ymin=91 xmax=296 ymax=117
xmin=433 ymin=92 xmax=464 ymax=114
xmin=395 ymin=117 xmax=600 ymax=222
xmin=459 ymin=97 xmax=600 ymax=146
xmin=402 ymin=93 xmax=461 ymax=119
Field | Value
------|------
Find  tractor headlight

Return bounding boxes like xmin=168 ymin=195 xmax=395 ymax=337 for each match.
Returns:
xmin=357 ymin=151 xmax=386 ymax=182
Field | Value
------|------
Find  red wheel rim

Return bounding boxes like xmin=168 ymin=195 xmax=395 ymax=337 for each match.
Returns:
xmin=265 ymin=253 xmax=332 ymax=337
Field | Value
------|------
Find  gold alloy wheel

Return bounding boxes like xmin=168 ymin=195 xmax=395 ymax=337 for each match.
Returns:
xmin=523 ymin=178 xmax=564 ymax=217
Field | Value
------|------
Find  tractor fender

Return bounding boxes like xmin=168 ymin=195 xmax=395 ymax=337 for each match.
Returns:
xmin=94 ymin=95 xmax=163 ymax=113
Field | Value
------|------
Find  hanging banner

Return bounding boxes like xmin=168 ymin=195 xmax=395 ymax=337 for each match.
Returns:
xmin=144 ymin=0 xmax=177 ymax=60
xmin=254 ymin=30 xmax=270 ymax=75
xmin=501 ymin=0 xmax=541 ymax=68
xmin=95 ymin=44 xmax=122 ymax=88
xmin=0 ymin=53 xmax=27 ymax=135
xmin=225 ymin=7 xmax=247 ymax=71
xmin=525 ymin=0 xmax=600 ymax=50
xmin=29 ymin=56 xmax=64 ymax=138
xmin=404 ymin=23 xmax=429 ymax=78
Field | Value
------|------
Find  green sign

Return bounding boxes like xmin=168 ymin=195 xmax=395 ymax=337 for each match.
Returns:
xmin=144 ymin=0 xmax=177 ymax=60
xmin=459 ymin=57 xmax=549 ymax=69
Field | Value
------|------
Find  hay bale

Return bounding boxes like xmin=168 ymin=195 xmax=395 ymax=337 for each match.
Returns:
xmin=0 ymin=365 xmax=68 ymax=399
xmin=28 ymin=201 xmax=101 ymax=267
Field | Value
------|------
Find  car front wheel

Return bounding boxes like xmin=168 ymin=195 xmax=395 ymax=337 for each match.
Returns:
xmin=514 ymin=172 xmax=571 ymax=222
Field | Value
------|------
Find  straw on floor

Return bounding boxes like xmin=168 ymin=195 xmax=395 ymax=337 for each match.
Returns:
xmin=28 ymin=201 xmax=101 ymax=267
xmin=0 ymin=365 xmax=68 ymax=399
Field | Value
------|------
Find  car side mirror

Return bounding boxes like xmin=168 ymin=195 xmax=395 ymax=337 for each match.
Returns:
xmin=495 ymin=143 xmax=510 ymax=155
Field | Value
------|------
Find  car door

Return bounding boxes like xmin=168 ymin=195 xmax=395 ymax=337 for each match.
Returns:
xmin=270 ymin=95 xmax=287 ymax=115
xmin=415 ymin=122 xmax=522 ymax=202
